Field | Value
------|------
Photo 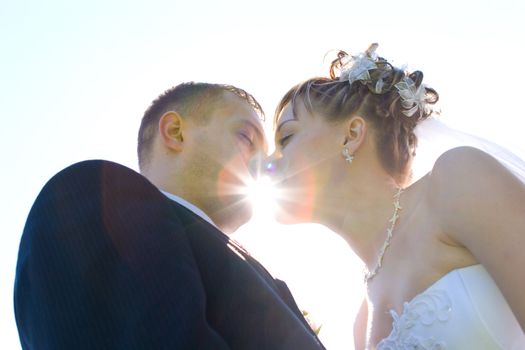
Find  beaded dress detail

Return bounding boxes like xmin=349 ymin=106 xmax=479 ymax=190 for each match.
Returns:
xmin=376 ymin=265 xmax=525 ymax=349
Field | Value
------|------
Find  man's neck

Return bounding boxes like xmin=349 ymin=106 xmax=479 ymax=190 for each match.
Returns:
xmin=160 ymin=190 xmax=218 ymax=228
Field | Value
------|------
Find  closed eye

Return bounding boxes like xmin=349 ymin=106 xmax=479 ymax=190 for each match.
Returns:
xmin=238 ymin=132 xmax=254 ymax=147
xmin=278 ymin=134 xmax=293 ymax=147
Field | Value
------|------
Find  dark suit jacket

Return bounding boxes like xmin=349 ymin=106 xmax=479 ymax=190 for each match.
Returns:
xmin=14 ymin=160 xmax=325 ymax=349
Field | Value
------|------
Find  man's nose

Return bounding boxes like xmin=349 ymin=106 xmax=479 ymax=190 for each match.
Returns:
xmin=248 ymin=152 xmax=267 ymax=179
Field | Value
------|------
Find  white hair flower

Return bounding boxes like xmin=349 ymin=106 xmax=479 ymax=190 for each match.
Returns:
xmin=339 ymin=44 xmax=379 ymax=85
xmin=395 ymin=77 xmax=428 ymax=118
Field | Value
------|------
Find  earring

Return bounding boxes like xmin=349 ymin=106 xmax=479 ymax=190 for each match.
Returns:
xmin=342 ymin=147 xmax=354 ymax=164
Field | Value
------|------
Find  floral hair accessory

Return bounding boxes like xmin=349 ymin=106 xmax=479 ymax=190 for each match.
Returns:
xmin=395 ymin=77 xmax=428 ymax=118
xmin=339 ymin=43 xmax=379 ymax=85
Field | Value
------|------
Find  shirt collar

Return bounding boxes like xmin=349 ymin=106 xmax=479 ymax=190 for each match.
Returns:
xmin=160 ymin=190 xmax=217 ymax=228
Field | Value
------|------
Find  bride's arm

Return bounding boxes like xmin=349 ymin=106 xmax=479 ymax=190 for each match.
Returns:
xmin=429 ymin=146 xmax=525 ymax=331
xmin=354 ymin=298 xmax=368 ymax=349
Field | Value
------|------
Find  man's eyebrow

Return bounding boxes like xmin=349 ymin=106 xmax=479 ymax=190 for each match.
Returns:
xmin=241 ymin=120 xmax=266 ymax=145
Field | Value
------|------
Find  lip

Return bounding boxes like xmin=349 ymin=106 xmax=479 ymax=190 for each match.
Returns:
xmin=263 ymin=158 xmax=290 ymax=180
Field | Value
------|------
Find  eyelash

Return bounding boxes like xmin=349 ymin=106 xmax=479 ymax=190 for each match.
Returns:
xmin=278 ymin=134 xmax=293 ymax=147
xmin=239 ymin=132 xmax=254 ymax=146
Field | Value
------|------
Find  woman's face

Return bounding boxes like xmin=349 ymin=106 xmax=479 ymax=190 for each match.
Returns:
xmin=268 ymin=100 xmax=348 ymax=224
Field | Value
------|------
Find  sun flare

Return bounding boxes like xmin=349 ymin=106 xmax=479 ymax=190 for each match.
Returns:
xmin=245 ymin=175 xmax=280 ymax=217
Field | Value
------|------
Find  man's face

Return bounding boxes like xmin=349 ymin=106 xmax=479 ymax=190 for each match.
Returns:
xmin=182 ymin=92 xmax=267 ymax=232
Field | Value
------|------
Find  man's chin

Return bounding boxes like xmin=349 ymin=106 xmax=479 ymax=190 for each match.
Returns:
xmin=215 ymin=198 xmax=253 ymax=234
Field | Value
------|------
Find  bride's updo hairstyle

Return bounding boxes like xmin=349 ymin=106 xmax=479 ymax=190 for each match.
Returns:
xmin=275 ymin=44 xmax=439 ymax=185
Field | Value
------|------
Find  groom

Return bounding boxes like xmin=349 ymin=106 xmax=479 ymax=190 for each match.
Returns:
xmin=14 ymin=82 xmax=325 ymax=349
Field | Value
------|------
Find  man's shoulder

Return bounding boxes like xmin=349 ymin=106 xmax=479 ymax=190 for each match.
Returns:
xmin=33 ymin=159 xmax=162 ymax=211
xmin=54 ymin=159 xmax=140 ymax=180
xmin=47 ymin=159 xmax=150 ymax=189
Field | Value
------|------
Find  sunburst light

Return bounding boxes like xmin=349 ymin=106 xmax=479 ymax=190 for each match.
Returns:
xmin=245 ymin=175 xmax=280 ymax=218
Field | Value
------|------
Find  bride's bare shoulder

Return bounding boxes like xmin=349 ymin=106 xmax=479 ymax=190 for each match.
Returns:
xmin=425 ymin=145 xmax=520 ymax=209
xmin=428 ymin=146 xmax=501 ymax=185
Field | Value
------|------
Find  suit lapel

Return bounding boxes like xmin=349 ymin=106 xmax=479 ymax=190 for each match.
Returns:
xmin=167 ymin=200 xmax=323 ymax=343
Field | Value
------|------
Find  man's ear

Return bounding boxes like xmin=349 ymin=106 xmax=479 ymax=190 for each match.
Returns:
xmin=343 ymin=116 xmax=367 ymax=152
xmin=158 ymin=111 xmax=184 ymax=152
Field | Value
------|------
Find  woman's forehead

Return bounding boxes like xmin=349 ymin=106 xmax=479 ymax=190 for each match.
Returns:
xmin=277 ymin=103 xmax=296 ymax=124
xmin=276 ymin=99 xmax=310 ymax=127
xmin=281 ymin=97 xmax=325 ymax=126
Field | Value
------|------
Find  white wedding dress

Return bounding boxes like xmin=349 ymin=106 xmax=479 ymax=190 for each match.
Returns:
xmin=376 ymin=264 xmax=525 ymax=349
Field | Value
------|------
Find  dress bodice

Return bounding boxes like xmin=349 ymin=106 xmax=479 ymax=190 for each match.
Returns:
xmin=376 ymin=264 xmax=525 ymax=349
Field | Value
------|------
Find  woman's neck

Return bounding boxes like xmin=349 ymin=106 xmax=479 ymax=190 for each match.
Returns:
xmin=315 ymin=174 xmax=402 ymax=270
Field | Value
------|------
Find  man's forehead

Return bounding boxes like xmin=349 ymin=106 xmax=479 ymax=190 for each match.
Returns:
xmin=208 ymin=98 xmax=251 ymax=119
xmin=248 ymin=114 xmax=265 ymax=131
xmin=222 ymin=90 xmax=263 ymax=114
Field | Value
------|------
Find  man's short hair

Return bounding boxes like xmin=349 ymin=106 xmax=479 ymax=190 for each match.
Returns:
xmin=137 ymin=82 xmax=264 ymax=171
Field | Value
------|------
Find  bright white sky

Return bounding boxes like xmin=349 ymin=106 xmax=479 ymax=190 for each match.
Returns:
xmin=1 ymin=0 xmax=524 ymax=349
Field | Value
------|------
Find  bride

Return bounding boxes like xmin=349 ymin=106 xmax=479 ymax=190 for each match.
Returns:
xmin=267 ymin=44 xmax=525 ymax=349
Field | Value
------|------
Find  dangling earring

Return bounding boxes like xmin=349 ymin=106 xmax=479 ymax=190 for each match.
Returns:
xmin=342 ymin=147 xmax=354 ymax=164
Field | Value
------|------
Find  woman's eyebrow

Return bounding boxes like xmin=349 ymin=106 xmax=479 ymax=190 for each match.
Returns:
xmin=276 ymin=119 xmax=297 ymax=133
